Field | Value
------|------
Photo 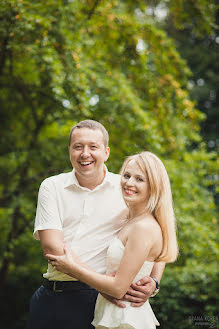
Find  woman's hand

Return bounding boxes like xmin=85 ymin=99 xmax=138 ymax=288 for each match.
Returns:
xmin=45 ymin=246 xmax=79 ymax=275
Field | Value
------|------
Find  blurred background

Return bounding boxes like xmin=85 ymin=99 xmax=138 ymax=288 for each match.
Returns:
xmin=0 ymin=1 xmax=218 ymax=328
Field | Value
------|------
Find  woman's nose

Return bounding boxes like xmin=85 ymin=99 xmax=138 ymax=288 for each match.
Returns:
xmin=126 ymin=177 xmax=135 ymax=186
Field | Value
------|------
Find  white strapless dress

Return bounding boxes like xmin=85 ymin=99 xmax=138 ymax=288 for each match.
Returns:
xmin=92 ymin=237 xmax=160 ymax=329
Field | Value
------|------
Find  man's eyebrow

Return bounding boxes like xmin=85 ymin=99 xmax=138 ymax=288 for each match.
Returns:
xmin=72 ymin=142 xmax=99 ymax=146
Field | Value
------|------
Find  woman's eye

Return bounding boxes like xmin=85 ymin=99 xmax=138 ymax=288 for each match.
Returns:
xmin=123 ymin=174 xmax=130 ymax=179
xmin=136 ymin=177 xmax=143 ymax=182
xmin=91 ymin=146 xmax=97 ymax=150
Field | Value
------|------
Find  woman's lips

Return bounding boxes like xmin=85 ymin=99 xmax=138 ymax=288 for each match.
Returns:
xmin=124 ymin=188 xmax=137 ymax=195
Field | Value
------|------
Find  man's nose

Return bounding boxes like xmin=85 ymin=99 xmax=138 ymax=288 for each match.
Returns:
xmin=81 ymin=146 xmax=90 ymax=157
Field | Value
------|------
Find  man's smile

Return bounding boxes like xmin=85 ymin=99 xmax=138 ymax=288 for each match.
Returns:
xmin=79 ymin=161 xmax=94 ymax=167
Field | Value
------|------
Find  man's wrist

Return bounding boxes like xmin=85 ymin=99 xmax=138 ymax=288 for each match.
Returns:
xmin=150 ymin=277 xmax=160 ymax=297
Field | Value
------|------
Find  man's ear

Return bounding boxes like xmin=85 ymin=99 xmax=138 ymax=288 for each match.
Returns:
xmin=105 ymin=147 xmax=110 ymax=162
xmin=68 ymin=145 xmax=71 ymax=160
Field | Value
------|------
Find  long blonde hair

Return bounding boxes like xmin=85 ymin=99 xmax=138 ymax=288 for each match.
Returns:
xmin=120 ymin=151 xmax=178 ymax=263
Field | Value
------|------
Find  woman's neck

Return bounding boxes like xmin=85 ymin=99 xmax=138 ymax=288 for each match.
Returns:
xmin=127 ymin=205 xmax=150 ymax=221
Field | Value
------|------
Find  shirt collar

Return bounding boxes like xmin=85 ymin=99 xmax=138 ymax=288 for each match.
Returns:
xmin=64 ymin=165 xmax=114 ymax=191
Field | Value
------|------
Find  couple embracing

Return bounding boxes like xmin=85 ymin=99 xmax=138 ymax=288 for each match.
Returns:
xmin=27 ymin=120 xmax=178 ymax=329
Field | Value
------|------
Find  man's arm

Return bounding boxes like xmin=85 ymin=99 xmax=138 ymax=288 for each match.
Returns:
xmin=40 ymin=229 xmax=93 ymax=271
xmin=39 ymin=229 xmax=64 ymax=257
xmin=150 ymin=261 xmax=165 ymax=283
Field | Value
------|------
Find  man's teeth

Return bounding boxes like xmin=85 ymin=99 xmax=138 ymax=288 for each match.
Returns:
xmin=80 ymin=162 xmax=92 ymax=165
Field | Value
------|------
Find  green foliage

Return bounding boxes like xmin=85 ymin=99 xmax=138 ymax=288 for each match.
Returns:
xmin=151 ymin=261 xmax=219 ymax=328
xmin=166 ymin=8 xmax=219 ymax=153
xmin=168 ymin=0 xmax=217 ymax=36
xmin=0 ymin=1 xmax=218 ymax=328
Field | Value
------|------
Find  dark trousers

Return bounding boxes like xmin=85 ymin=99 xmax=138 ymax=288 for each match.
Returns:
xmin=27 ymin=282 xmax=98 ymax=329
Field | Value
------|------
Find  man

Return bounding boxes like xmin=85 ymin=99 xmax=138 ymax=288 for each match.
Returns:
xmin=27 ymin=120 xmax=165 ymax=329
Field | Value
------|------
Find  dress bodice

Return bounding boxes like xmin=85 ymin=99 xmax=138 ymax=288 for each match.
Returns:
xmin=92 ymin=236 xmax=160 ymax=329
xmin=106 ymin=237 xmax=154 ymax=282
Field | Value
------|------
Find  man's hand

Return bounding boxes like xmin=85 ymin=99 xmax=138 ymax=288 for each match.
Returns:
xmin=100 ymin=292 xmax=127 ymax=308
xmin=123 ymin=276 xmax=156 ymax=307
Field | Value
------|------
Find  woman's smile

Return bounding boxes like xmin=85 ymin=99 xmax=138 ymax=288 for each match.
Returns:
xmin=124 ymin=188 xmax=137 ymax=195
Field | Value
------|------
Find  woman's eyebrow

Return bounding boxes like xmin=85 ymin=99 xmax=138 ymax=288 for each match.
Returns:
xmin=136 ymin=174 xmax=144 ymax=178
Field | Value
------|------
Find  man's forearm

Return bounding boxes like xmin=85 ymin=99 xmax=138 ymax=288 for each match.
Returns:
xmin=150 ymin=261 xmax=165 ymax=283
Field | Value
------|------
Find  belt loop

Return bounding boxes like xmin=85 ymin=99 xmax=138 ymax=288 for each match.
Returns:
xmin=53 ymin=281 xmax=63 ymax=292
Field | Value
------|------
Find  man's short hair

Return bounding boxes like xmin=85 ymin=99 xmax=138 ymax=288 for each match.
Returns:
xmin=69 ymin=120 xmax=109 ymax=148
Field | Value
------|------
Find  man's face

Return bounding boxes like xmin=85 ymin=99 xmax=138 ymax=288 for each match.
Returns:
xmin=69 ymin=128 xmax=110 ymax=185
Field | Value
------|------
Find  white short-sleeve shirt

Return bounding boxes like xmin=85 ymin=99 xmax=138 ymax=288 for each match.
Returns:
xmin=34 ymin=167 xmax=127 ymax=281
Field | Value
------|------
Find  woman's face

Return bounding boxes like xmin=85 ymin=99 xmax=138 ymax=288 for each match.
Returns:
xmin=121 ymin=159 xmax=149 ymax=207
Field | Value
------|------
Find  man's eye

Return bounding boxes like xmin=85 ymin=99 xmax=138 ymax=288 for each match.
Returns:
xmin=74 ymin=146 xmax=82 ymax=149
xmin=91 ymin=146 xmax=97 ymax=150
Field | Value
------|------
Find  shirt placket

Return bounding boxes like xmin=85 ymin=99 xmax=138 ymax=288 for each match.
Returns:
xmin=74 ymin=193 xmax=94 ymax=239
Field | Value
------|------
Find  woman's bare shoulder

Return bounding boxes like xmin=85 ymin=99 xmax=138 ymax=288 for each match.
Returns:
xmin=128 ymin=216 xmax=162 ymax=260
xmin=131 ymin=215 xmax=162 ymax=239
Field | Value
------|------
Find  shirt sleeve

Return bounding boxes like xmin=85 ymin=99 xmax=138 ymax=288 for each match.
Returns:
xmin=33 ymin=178 xmax=62 ymax=240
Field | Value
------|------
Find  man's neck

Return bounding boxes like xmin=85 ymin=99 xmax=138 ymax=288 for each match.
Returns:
xmin=75 ymin=170 xmax=106 ymax=190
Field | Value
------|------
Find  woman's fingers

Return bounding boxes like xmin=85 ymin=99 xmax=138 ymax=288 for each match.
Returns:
xmin=45 ymin=253 xmax=56 ymax=260
xmin=47 ymin=259 xmax=56 ymax=268
xmin=48 ymin=259 xmax=55 ymax=264
xmin=45 ymin=254 xmax=60 ymax=268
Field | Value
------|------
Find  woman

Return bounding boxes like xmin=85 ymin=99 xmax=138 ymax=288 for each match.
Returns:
xmin=46 ymin=152 xmax=178 ymax=329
